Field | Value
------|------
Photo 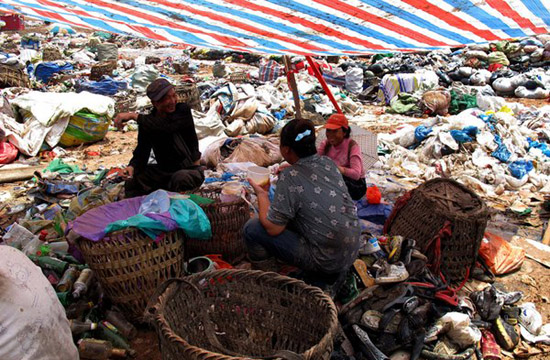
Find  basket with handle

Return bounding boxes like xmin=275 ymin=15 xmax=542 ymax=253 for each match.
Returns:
xmin=76 ymin=228 xmax=185 ymax=322
xmin=384 ymin=178 xmax=489 ymax=283
xmin=146 ymin=269 xmax=338 ymax=360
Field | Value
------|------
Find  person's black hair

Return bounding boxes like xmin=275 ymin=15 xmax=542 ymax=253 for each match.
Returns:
xmin=280 ymin=119 xmax=317 ymax=158
xmin=344 ymin=126 xmax=352 ymax=139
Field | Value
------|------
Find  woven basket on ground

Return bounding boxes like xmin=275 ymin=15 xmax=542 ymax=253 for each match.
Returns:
xmin=90 ymin=61 xmax=117 ymax=81
xmin=385 ymin=178 xmax=489 ymax=283
xmin=147 ymin=269 xmax=338 ymax=360
xmin=42 ymin=47 xmax=63 ymax=61
xmin=229 ymin=71 xmax=248 ymax=83
xmin=185 ymin=189 xmax=250 ymax=264
xmin=0 ymin=64 xmax=30 ymax=88
xmin=175 ymin=83 xmax=202 ymax=112
xmin=77 ymin=228 xmax=185 ymax=322
xmin=173 ymin=62 xmax=189 ymax=74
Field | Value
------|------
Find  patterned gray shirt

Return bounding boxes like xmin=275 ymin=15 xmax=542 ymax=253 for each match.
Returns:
xmin=268 ymin=154 xmax=361 ymax=273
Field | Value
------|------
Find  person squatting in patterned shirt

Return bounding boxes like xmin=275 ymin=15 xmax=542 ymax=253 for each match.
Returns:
xmin=244 ymin=118 xmax=361 ymax=277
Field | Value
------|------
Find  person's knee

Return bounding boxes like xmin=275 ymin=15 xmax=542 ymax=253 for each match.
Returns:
xmin=243 ymin=218 xmax=262 ymax=243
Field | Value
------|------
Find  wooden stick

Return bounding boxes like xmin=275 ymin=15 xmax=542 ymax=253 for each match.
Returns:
xmin=0 ymin=165 xmax=43 ymax=184
xmin=283 ymin=55 xmax=302 ymax=119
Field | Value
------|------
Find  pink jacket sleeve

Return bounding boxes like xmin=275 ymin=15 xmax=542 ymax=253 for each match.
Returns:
xmin=317 ymin=139 xmax=328 ymax=156
xmin=342 ymin=144 xmax=364 ymax=180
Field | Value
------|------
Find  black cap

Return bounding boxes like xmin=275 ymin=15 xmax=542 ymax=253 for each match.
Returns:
xmin=146 ymin=78 xmax=174 ymax=102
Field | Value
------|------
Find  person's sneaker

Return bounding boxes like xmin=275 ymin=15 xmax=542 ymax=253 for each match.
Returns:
xmin=375 ymin=262 xmax=409 ymax=284
xmin=501 ymin=306 xmax=520 ymax=326
xmin=492 ymin=316 xmax=520 ymax=351
xmin=495 ymin=288 xmax=523 ymax=305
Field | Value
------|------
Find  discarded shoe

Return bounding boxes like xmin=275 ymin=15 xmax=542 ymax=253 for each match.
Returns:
xmin=481 ymin=329 xmax=502 ymax=360
xmin=351 ymin=325 xmax=390 ymax=360
xmin=501 ymin=305 xmax=520 ymax=325
xmin=375 ymin=261 xmax=409 ymax=284
xmin=495 ymin=287 xmax=522 ymax=305
xmin=492 ymin=316 xmax=520 ymax=351
xmin=470 ymin=286 xmax=503 ymax=321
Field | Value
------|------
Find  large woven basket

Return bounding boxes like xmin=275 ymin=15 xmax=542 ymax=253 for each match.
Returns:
xmin=185 ymin=189 xmax=250 ymax=264
xmin=90 ymin=61 xmax=117 ymax=81
xmin=42 ymin=47 xmax=63 ymax=61
xmin=0 ymin=64 xmax=30 ymax=88
xmin=384 ymin=178 xmax=488 ymax=283
xmin=147 ymin=270 xmax=338 ymax=360
xmin=77 ymin=228 xmax=185 ymax=322
xmin=175 ymin=83 xmax=202 ymax=112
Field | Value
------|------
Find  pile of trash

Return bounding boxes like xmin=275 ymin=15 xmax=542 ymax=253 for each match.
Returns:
xmin=376 ymin=95 xmax=550 ymax=219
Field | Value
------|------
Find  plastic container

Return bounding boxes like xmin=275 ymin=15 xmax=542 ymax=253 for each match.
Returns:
xmin=220 ymin=182 xmax=244 ymax=203
xmin=2 ymin=223 xmax=35 ymax=249
xmin=247 ymin=166 xmax=270 ymax=187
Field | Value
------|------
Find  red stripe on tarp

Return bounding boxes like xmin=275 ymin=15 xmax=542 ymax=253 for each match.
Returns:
xmin=148 ymin=0 xmax=328 ymax=52
xmin=29 ymin=8 xmax=92 ymax=29
xmin=126 ymin=24 xmax=170 ymax=42
xmin=223 ymin=0 xmax=387 ymax=51
xmin=312 ymin=0 xmax=448 ymax=47
xmin=486 ymin=0 xmax=547 ymax=34
xmin=82 ymin=0 xmax=248 ymax=47
xmin=400 ymin=0 xmax=500 ymax=41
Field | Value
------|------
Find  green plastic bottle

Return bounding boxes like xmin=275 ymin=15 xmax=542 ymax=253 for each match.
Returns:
xmin=57 ymin=291 xmax=72 ymax=307
xmin=28 ymin=255 xmax=69 ymax=275
xmin=97 ymin=322 xmax=136 ymax=357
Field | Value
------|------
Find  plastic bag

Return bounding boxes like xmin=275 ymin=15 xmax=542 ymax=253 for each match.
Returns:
xmin=414 ymin=125 xmax=432 ymax=142
xmin=345 ymin=67 xmax=364 ymax=94
xmin=478 ymin=232 xmax=525 ymax=275
xmin=508 ymin=160 xmax=534 ymax=179
xmin=0 ymin=141 xmax=18 ymax=164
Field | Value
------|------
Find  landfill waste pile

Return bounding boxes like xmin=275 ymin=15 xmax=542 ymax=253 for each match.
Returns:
xmin=1 ymin=19 xmax=550 ymax=360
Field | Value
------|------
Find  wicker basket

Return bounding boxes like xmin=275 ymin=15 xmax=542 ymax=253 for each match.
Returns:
xmin=385 ymin=178 xmax=488 ymax=283
xmin=90 ymin=61 xmax=117 ymax=81
xmin=42 ymin=47 xmax=63 ymax=61
xmin=173 ymin=62 xmax=189 ymax=74
xmin=185 ymin=189 xmax=250 ymax=264
xmin=229 ymin=71 xmax=248 ymax=83
xmin=147 ymin=270 xmax=338 ymax=360
xmin=175 ymin=83 xmax=202 ymax=112
xmin=0 ymin=64 xmax=30 ymax=88
xmin=77 ymin=228 xmax=185 ymax=322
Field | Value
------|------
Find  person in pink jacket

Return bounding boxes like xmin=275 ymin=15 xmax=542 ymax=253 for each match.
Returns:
xmin=318 ymin=114 xmax=366 ymax=200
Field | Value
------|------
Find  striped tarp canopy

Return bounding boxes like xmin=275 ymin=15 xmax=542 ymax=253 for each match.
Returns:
xmin=1 ymin=0 xmax=550 ymax=55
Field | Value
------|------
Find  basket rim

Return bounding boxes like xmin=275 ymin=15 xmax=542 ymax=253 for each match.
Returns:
xmin=414 ymin=177 xmax=488 ymax=218
xmin=151 ymin=269 xmax=338 ymax=360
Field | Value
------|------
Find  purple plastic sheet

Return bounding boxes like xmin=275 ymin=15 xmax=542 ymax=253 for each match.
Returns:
xmin=68 ymin=196 xmax=144 ymax=241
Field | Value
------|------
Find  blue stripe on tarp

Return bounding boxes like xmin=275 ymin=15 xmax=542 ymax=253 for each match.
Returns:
xmin=520 ymin=0 xmax=550 ymax=27
xmin=113 ymin=0 xmax=305 ymax=52
xmin=117 ymin=0 xmax=358 ymax=52
xmin=442 ymin=0 xmax=527 ymax=38
xmin=263 ymin=0 xmax=424 ymax=49
xmin=39 ymin=0 xmax=216 ymax=47
xmin=358 ymin=0 xmax=475 ymax=44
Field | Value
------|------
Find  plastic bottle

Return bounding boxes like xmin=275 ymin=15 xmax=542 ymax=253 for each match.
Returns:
xmin=28 ymin=255 xmax=69 ymax=275
xmin=70 ymin=319 xmax=98 ymax=335
xmin=72 ymin=268 xmax=93 ymax=298
xmin=53 ymin=251 xmax=81 ymax=265
xmin=57 ymin=266 xmax=79 ymax=292
xmin=105 ymin=310 xmax=137 ymax=340
xmin=66 ymin=300 xmax=94 ymax=319
xmin=77 ymin=339 xmax=127 ymax=359
xmin=57 ymin=291 xmax=72 ymax=307
xmin=22 ymin=231 xmax=46 ymax=256
xmin=47 ymin=240 xmax=69 ymax=253
xmin=98 ymin=321 xmax=137 ymax=357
